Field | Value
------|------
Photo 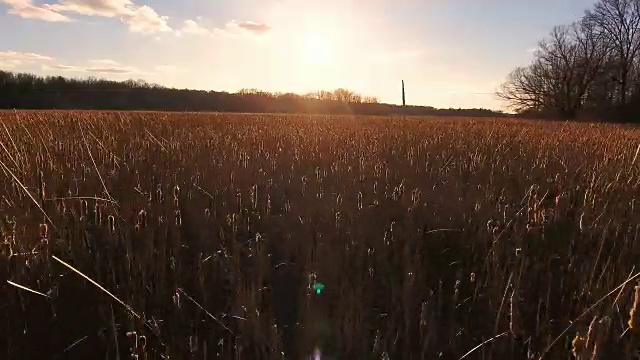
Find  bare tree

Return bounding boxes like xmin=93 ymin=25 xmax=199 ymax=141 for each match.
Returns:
xmin=329 ymin=88 xmax=361 ymax=103
xmin=498 ymin=19 xmax=613 ymax=118
xmin=496 ymin=66 xmax=547 ymax=113
xmin=537 ymin=25 xmax=581 ymax=116
xmin=362 ymin=96 xmax=380 ymax=104
xmin=584 ymin=0 xmax=640 ymax=105
xmin=498 ymin=25 xmax=586 ymax=116
xmin=571 ymin=19 xmax=611 ymax=108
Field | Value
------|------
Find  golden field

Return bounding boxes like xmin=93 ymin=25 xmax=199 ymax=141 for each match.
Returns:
xmin=0 ymin=111 xmax=638 ymax=359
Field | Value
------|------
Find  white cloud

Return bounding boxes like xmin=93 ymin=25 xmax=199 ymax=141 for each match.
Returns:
xmin=85 ymin=59 xmax=140 ymax=73
xmin=45 ymin=64 xmax=81 ymax=71
xmin=0 ymin=50 xmax=54 ymax=70
xmin=2 ymin=0 xmax=170 ymax=33
xmin=44 ymin=0 xmax=130 ymax=17
xmin=0 ymin=60 xmax=21 ymax=69
xmin=0 ymin=0 xmax=71 ymax=22
xmin=123 ymin=5 xmax=170 ymax=33
xmin=3 ymin=1 xmax=268 ymax=37
xmin=227 ymin=20 xmax=271 ymax=35
xmin=89 ymin=59 xmax=120 ymax=66
xmin=41 ymin=59 xmax=145 ymax=75
xmin=180 ymin=19 xmax=211 ymax=36
xmin=0 ymin=52 xmax=163 ymax=78
xmin=0 ymin=50 xmax=54 ymax=62
xmin=178 ymin=18 xmax=272 ymax=38
xmin=177 ymin=19 xmax=227 ymax=38
xmin=86 ymin=66 xmax=132 ymax=74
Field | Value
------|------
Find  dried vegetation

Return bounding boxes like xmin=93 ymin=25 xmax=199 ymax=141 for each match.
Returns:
xmin=0 ymin=111 xmax=638 ymax=359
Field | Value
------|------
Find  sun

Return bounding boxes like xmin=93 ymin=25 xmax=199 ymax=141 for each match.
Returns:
xmin=301 ymin=32 xmax=335 ymax=65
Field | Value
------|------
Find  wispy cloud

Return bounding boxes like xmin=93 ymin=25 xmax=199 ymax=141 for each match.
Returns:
xmin=0 ymin=0 xmax=71 ymax=22
xmin=178 ymin=19 xmax=213 ymax=36
xmin=43 ymin=0 xmax=130 ymax=17
xmin=47 ymin=64 xmax=81 ymax=71
xmin=177 ymin=18 xmax=272 ymax=38
xmin=120 ymin=5 xmax=170 ymax=33
xmin=84 ymin=59 xmax=140 ymax=74
xmin=43 ymin=60 xmax=179 ymax=76
xmin=0 ymin=50 xmax=55 ymax=69
xmin=46 ymin=0 xmax=171 ymax=33
xmin=42 ymin=59 xmax=146 ymax=75
xmin=228 ymin=20 xmax=271 ymax=35
xmin=86 ymin=67 xmax=132 ymax=74
xmin=89 ymin=59 xmax=120 ymax=67
xmin=2 ymin=0 xmax=170 ymax=33
xmin=0 ymin=60 xmax=20 ymax=68
xmin=3 ymin=1 xmax=268 ymax=37
xmin=0 ymin=50 xmax=54 ymax=62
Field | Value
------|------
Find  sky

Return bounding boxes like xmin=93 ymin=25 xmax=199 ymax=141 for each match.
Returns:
xmin=0 ymin=0 xmax=597 ymax=110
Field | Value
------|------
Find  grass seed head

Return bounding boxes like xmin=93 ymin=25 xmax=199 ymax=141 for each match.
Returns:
xmin=629 ymin=285 xmax=640 ymax=335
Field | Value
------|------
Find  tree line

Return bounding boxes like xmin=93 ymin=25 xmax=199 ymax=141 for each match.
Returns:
xmin=498 ymin=0 xmax=640 ymax=122
xmin=237 ymin=88 xmax=381 ymax=104
xmin=0 ymin=70 xmax=505 ymax=117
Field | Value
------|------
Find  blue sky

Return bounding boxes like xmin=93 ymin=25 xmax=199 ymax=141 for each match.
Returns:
xmin=1 ymin=0 xmax=596 ymax=110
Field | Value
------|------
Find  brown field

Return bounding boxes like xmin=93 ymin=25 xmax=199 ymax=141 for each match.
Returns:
xmin=0 ymin=111 xmax=638 ymax=359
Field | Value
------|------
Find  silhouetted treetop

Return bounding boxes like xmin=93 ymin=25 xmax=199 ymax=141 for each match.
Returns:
xmin=498 ymin=0 xmax=640 ymax=122
xmin=0 ymin=69 xmax=506 ymax=118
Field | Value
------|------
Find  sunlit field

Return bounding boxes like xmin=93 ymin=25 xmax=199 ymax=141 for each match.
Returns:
xmin=0 ymin=111 xmax=638 ymax=359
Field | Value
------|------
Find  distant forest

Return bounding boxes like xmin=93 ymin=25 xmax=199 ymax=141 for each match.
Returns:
xmin=0 ymin=70 xmax=507 ymax=118
xmin=498 ymin=0 xmax=640 ymax=123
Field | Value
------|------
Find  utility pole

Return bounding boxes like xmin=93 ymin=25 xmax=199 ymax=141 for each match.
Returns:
xmin=402 ymin=80 xmax=406 ymax=106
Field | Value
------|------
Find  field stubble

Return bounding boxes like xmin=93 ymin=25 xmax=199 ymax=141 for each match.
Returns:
xmin=0 ymin=111 xmax=638 ymax=359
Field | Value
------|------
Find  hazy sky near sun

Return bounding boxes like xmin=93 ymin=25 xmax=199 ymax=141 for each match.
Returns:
xmin=1 ymin=0 xmax=597 ymax=110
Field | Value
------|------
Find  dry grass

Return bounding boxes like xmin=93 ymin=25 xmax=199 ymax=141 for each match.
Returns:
xmin=0 ymin=111 xmax=638 ymax=359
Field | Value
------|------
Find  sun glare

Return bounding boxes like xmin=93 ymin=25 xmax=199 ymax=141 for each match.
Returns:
xmin=302 ymin=32 xmax=335 ymax=65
